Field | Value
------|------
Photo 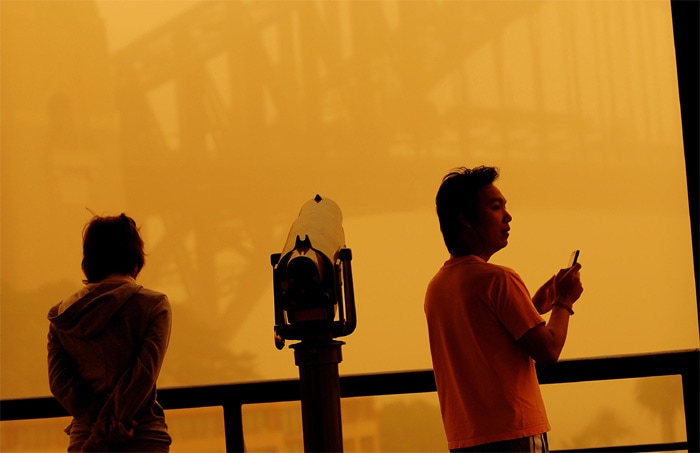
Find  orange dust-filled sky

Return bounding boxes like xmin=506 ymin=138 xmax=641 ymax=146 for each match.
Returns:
xmin=1 ymin=1 xmax=697 ymax=451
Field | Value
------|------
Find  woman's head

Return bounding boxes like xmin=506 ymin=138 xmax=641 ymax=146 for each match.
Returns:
xmin=81 ymin=213 xmax=145 ymax=283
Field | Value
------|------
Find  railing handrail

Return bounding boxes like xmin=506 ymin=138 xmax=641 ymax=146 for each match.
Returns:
xmin=1 ymin=349 xmax=698 ymax=452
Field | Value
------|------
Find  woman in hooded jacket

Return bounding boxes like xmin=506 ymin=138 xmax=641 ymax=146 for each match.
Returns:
xmin=48 ymin=213 xmax=172 ymax=452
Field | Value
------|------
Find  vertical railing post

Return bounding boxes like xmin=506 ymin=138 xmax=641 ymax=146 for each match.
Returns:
xmin=681 ymin=353 xmax=699 ymax=453
xmin=223 ymin=402 xmax=245 ymax=453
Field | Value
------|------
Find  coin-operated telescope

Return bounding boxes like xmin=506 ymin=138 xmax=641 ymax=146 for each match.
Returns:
xmin=271 ymin=194 xmax=356 ymax=349
xmin=271 ymin=194 xmax=357 ymax=452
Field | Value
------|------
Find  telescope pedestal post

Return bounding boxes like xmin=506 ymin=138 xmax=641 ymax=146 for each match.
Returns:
xmin=292 ymin=340 xmax=345 ymax=453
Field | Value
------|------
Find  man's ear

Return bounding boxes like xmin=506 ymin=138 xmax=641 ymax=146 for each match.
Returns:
xmin=458 ymin=213 xmax=473 ymax=228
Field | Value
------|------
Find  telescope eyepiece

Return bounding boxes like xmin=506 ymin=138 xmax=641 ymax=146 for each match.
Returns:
xmin=287 ymin=253 xmax=321 ymax=290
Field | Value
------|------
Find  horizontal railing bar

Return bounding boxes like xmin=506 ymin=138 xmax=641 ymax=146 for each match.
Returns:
xmin=0 ymin=396 xmax=67 ymax=421
xmin=535 ymin=349 xmax=698 ymax=385
xmin=1 ymin=349 xmax=697 ymax=453
xmin=340 ymin=369 xmax=437 ymax=398
xmin=156 ymin=378 xmax=302 ymax=408
xmin=4 ymin=350 xmax=694 ymax=417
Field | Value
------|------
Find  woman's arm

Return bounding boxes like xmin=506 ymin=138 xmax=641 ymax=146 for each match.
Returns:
xmin=97 ymin=296 xmax=172 ymax=426
xmin=47 ymin=327 xmax=97 ymax=423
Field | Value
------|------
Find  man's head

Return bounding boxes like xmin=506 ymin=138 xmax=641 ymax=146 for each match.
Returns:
xmin=435 ymin=166 xmax=512 ymax=260
xmin=81 ymin=213 xmax=145 ymax=283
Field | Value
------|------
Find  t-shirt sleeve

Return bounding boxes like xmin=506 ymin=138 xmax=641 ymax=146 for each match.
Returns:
xmin=489 ymin=267 xmax=545 ymax=341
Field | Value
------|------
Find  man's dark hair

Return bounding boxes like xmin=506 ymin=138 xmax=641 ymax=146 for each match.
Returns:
xmin=81 ymin=213 xmax=145 ymax=283
xmin=435 ymin=166 xmax=499 ymax=254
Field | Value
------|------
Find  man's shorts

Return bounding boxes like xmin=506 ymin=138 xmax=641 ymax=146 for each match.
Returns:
xmin=450 ymin=433 xmax=549 ymax=453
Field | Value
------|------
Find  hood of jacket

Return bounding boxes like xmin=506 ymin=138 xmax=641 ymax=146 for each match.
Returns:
xmin=48 ymin=280 xmax=143 ymax=340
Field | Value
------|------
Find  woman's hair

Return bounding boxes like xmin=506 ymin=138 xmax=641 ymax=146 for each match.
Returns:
xmin=435 ymin=166 xmax=499 ymax=253
xmin=81 ymin=213 xmax=145 ymax=283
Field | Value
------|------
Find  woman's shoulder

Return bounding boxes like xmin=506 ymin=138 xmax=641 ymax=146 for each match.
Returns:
xmin=130 ymin=286 xmax=171 ymax=309
xmin=135 ymin=286 xmax=167 ymax=298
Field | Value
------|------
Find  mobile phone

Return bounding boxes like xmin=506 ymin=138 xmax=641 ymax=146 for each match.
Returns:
xmin=567 ymin=250 xmax=580 ymax=268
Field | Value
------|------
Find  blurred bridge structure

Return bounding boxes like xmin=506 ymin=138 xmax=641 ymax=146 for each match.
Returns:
xmin=109 ymin=0 xmax=683 ymax=346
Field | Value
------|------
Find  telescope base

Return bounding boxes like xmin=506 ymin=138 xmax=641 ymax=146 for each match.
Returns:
xmin=292 ymin=340 xmax=345 ymax=453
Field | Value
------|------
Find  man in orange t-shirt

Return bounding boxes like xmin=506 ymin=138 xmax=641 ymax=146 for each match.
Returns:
xmin=424 ymin=166 xmax=583 ymax=452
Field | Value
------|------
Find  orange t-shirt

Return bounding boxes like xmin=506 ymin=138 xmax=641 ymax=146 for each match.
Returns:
xmin=424 ymin=255 xmax=550 ymax=449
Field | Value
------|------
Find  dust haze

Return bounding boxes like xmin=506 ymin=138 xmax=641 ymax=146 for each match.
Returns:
xmin=1 ymin=1 xmax=696 ymax=451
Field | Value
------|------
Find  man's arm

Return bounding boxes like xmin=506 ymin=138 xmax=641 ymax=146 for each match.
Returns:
xmin=520 ymin=264 xmax=583 ymax=366
xmin=532 ymin=274 xmax=556 ymax=314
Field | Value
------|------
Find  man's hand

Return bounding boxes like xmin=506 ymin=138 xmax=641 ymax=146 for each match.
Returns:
xmin=554 ymin=263 xmax=584 ymax=309
xmin=532 ymin=274 xmax=556 ymax=314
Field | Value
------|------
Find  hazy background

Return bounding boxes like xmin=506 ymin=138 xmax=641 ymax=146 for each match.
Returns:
xmin=1 ymin=0 xmax=697 ymax=451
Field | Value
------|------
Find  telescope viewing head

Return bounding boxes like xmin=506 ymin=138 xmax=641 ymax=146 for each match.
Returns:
xmin=271 ymin=195 xmax=356 ymax=349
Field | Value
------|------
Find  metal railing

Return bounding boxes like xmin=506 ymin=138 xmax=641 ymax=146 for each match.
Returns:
xmin=1 ymin=349 xmax=697 ymax=452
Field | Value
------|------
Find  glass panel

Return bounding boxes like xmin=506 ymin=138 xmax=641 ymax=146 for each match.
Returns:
xmin=1 ymin=8 xmax=696 ymax=453
xmin=0 ymin=408 xmax=228 ymax=453
xmin=167 ymin=407 xmax=226 ymax=453
xmin=370 ymin=394 xmax=446 ymax=452
xmin=543 ymin=375 xmax=687 ymax=450
xmin=0 ymin=378 xmax=688 ymax=452
xmin=0 ymin=417 xmax=72 ymax=452
xmin=242 ymin=395 xmax=445 ymax=453
xmin=242 ymin=401 xmax=304 ymax=453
